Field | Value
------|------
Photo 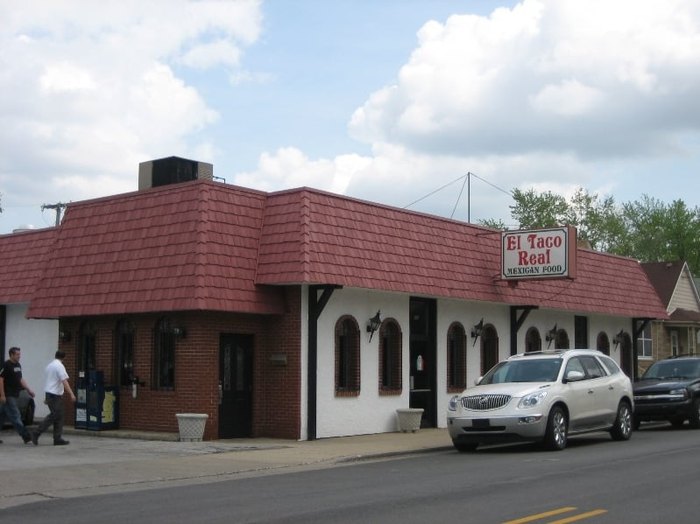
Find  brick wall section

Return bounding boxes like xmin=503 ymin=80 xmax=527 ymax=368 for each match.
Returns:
xmin=57 ymin=286 xmax=302 ymax=440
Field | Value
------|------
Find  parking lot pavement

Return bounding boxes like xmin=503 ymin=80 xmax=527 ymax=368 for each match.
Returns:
xmin=0 ymin=427 xmax=452 ymax=510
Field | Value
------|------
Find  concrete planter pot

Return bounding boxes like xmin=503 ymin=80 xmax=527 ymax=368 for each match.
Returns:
xmin=176 ymin=413 xmax=209 ymax=442
xmin=396 ymin=408 xmax=424 ymax=433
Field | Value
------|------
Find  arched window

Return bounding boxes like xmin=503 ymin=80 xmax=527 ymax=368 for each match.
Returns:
xmin=335 ymin=316 xmax=360 ymax=396
xmin=379 ymin=319 xmax=402 ymax=393
xmin=447 ymin=323 xmax=466 ymax=391
xmin=153 ymin=318 xmax=176 ymax=390
xmin=596 ymin=332 xmax=610 ymax=355
xmin=115 ymin=319 xmax=135 ymax=386
xmin=78 ymin=321 xmax=97 ymax=373
xmin=555 ymin=329 xmax=570 ymax=349
xmin=525 ymin=327 xmax=542 ymax=352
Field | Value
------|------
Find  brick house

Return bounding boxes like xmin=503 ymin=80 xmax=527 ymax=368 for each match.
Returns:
xmin=14 ymin=158 xmax=668 ymax=440
xmin=640 ymin=261 xmax=700 ymax=374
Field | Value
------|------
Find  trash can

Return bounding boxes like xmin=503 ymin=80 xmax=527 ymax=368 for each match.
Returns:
xmin=176 ymin=413 xmax=208 ymax=441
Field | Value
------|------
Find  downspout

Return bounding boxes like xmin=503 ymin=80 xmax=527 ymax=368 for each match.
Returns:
xmin=307 ymin=285 xmax=341 ymax=440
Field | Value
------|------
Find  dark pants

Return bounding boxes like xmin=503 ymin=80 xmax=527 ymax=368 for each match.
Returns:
xmin=36 ymin=393 xmax=65 ymax=441
xmin=0 ymin=396 xmax=31 ymax=440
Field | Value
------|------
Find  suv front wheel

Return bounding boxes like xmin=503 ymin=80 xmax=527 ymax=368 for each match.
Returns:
xmin=688 ymin=398 xmax=700 ymax=429
xmin=544 ymin=406 xmax=568 ymax=451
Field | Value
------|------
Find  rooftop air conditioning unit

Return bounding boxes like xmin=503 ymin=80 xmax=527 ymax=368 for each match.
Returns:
xmin=138 ymin=156 xmax=213 ymax=190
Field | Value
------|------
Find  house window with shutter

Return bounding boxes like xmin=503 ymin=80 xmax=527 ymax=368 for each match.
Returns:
xmin=638 ymin=323 xmax=653 ymax=359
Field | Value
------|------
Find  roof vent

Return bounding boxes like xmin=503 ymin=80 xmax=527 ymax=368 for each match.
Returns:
xmin=138 ymin=156 xmax=213 ymax=190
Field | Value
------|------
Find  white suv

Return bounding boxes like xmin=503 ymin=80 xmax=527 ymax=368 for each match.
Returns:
xmin=447 ymin=349 xmax=633 ymax=451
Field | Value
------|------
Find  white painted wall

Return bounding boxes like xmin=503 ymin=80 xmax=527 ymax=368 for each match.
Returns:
xmin=314 ymin=288 xmax=410 ymax=438
xmin=5 ymin=304 xmax=58 ymax=419
xmin=306 ymin=287 xmax=635 ymax=439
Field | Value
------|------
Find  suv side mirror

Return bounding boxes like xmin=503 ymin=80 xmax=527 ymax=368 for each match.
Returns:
xmin=564 ymin=370 xmax=585 ymax=383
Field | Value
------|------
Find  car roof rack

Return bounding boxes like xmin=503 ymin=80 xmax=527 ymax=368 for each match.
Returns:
xmin=517 ymin=349 xmax=567 ymax=357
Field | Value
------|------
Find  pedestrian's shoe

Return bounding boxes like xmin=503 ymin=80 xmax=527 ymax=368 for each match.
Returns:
xmin=31 ymin=431 xmax=39 ymax=446
xmin=53 ymin=438 xmax=70 ymax=446
xmin=23 ymin=433 xmax=32 ymax=444
xmin=0 ymin=439 xmax=3 ymax=444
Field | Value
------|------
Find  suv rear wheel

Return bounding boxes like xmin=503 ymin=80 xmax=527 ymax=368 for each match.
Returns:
xmin=544 ymin=406 xmax=568 ymax=451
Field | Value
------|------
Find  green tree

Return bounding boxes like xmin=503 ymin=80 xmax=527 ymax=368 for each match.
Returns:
xmin=508 ymin=187 xmax=625 ymax=252
xmin=499 ymin=188 xmax=700 ymax=275
xmin=619 ymin=196 xmax=700 ymax=273
xmin=510 ymin=188 xmax=569 ymax=229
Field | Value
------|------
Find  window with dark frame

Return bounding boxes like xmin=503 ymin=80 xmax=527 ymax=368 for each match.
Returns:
xmin=596 ymin=332 xmax=610 ymax=355
xmin=115 ymin=320 xmax=135 ymax=387
xmin=447 ymin=323 xmax=467 ymax=391
xmin=574 ymin=316 xmax=589 ymax=348
xmin=335 ymin=316 xmax=360 ymax=395
xmin=379 ymin=319 xmax=402 ymax=393
xmin=638 ymin=323 xmax=653 ymax=358
xmin=78 ymin=321 xmax=97 ymax=373
xmin=153 ymin=318 xmax=176 ymax=390
xmin=525 ymin=327 xmax=542 ymax=352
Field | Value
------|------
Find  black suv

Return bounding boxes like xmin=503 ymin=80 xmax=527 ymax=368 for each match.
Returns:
xmin=633 ymin=356 xmax=700 ymax=429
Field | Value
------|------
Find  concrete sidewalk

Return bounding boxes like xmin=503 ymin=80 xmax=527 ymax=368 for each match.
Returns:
xmin=0 ymin=427 xmax=452 ymax=510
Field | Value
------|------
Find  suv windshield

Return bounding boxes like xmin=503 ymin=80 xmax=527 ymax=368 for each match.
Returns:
xmin=480 ymin=358 xmax=562 ymax=384
xmin=642 ymin=360 xmax=700 ymax=380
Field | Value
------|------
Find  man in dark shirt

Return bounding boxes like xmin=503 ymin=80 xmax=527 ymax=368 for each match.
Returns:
xmin=0 ymin=347 xmax=36 ymax=444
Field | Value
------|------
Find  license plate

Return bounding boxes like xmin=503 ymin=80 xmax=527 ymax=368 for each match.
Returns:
xmin=472 ymin=419 xmax=490 ymax=428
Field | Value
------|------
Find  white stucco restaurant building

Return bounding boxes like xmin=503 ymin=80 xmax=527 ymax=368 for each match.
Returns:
xmin=2 ymin=157 xmax=668 ymax=440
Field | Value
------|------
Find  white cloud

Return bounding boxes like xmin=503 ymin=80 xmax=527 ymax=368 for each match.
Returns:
xmin=235 ymin=147 xmax=372 ymax=195
xmin=529 ymin=79 xmax=604 ymax=117
xmin=181 ymin=40 xmax=242 ymax=69
xmin=349 ymin=0 xmax=700 ymax=162
xmin=39 ymin=62 xmax=97 ymax=93
xmin=0 ymin=0 xmax=262 ymax=207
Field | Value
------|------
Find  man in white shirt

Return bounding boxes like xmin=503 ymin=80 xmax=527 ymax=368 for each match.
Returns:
xmin=32 ymin=350 xmax=76 ymax=446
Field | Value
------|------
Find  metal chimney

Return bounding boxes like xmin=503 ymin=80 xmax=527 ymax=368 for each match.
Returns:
xmin=138 ymin=156 xmax=213 ymax=190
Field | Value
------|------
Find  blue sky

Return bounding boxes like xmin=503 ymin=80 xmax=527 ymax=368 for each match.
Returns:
xmin=1 ymin=0 xmax=700 ymax=233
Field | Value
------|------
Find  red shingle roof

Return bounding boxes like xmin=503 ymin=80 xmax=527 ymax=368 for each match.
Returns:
xmin=28 ymin=182 xmax=285 ymax=317
xmin=26 ymin=180 xmax=668 ymax=320
xmin=257 ymin=188 xmax=668 ymax=319
xmin=0 ymin=228 xmax=58 ymax=304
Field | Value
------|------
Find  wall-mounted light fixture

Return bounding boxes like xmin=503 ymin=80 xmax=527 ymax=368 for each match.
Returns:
xmin=59 ymin=330 xmax=72 ymax=343
xmin=470 ymin=319 xmax=484 ymax=346
xmin=367 ymin=310 xmax=382 ymax=342
xmin=545 ymin=324 xmax=557 ymax=348
xmin=613 ymin=329 xmax=624 ymax=349
xmin=172 ymin=325 xmax=187 ymax=339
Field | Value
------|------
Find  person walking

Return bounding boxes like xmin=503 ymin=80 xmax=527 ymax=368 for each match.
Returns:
xmin=32 ymin=350 xmax=76 ymax=446
xmin=0 ymin=346 xmax=36 ymax=445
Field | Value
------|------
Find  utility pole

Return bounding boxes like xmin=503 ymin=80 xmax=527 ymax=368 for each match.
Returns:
xmin=41 ymin=202 xmax=68 ymax=226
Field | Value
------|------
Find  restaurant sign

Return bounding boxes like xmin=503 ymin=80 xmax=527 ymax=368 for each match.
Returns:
xmin=501 ymin=226 xmax=577 ymax=280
